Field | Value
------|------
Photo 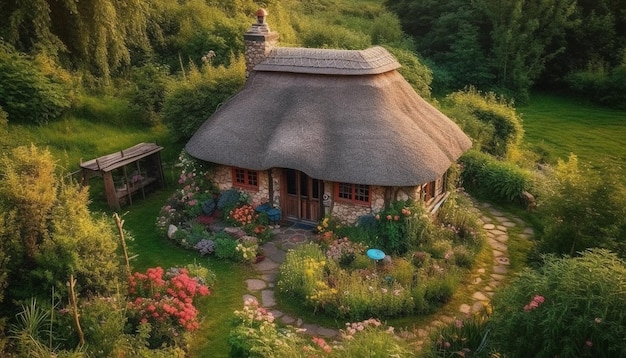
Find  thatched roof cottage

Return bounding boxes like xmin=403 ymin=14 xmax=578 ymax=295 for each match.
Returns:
xmin=185 ymin=9 xmax=472 ymax=224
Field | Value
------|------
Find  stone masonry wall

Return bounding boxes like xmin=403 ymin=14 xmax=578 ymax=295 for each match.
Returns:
xmin=211 ymin=165 xmax=276 ymax=208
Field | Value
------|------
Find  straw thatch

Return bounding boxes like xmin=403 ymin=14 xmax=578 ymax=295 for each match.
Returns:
xmin=185 ymin=47 xmax=471 ymax=186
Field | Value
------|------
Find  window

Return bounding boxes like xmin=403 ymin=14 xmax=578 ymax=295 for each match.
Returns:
xmin=334 ymin=182 xmax=371 ymax=205
xmin=232 ymin=168 xmax=259 ymax=190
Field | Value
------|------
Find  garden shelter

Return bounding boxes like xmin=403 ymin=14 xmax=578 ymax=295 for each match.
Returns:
xmin=80 ymin=142 xmax=165 ymax=210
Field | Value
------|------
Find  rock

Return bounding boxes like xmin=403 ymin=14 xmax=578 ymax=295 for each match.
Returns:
xmin=167 ymin=224 xmax=177 ymax=239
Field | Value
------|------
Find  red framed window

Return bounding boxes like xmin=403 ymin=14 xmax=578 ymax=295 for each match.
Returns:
xmin=334 ymin=182 xmax=371 ymax=206
xmin=232 ymin=167 xmax=259 ymax=190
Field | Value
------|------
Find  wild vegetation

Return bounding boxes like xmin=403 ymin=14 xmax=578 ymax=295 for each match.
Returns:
xmin=1 ymin=0 xmax=626 ymax=356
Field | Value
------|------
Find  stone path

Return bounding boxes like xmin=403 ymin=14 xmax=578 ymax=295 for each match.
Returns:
xmin=242 ymin=202 xmax=534 ymax=345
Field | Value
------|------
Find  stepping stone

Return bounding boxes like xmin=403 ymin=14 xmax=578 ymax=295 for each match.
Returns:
xmin=246 ymin=278 xmax=267 ymax=291
xmin=281 ymin=314 xmax=296 ymax=325
xmin=481 ymin=216 xmax=493 ymax=223
xmin=260 ymin=242 xmax=279 ymax=256
xmin=489 ymin=208 xmax=504 ymax=216
xmin=518 ymin=234 xmax=532 ymax=240
xmin=494 ymin=234 xmax=509 ymax=243
xmin=417 ymin=328 xmax=429 ymax=338
xmin=495 ymin=257 xmax=510 ymax=265
xmin=492 ymin=249 xmax=505 ymax=258
xmin=483 ymin=223 xmax=496 ymax=230
xmin=477 ymin=268 xmax=486 ymax=274
xmin=459 ymin=304 xmax=471 ymax=314
xmin=243 ymin=294 xmax=256 ymax=304
xmin=490 ymin=229 xmax=506 ymax=236
xmin=493 ymin=265 xmax=508 ymax=275
xmin=301 ymin=323 xmax=318 ymax=335
xmin=317 ymin=327 xmax=340 ymax=338
xmin=496 ymin=225 xmax=508 ymax=231
xmin=255 ymin=258 xmax=279 ymax=272
xmin=490 ymin=242 xmax=508 ymax=252
xmin=490 ymin=273 xmax=506 ymax=281
xmin=261 ymin=272 xmax=278 ymax=283
xmin=483 ymin=285 xmax=493 ymax=292
xmin=501 ymin=221 xmax=516 ymax=228
xmin=472 ymin=292 xmax=489 ymax=301
xmin=523 ymin=227 xmax=535 ymax=235
xmin=270 ymin=309 xmax=283 ymax=318
xmin=473 ymin=277 xmax=483 ymax=285
xmin=472 ymin=301 xmax=486 ymax=313
xmin=261 ymin=289 xmax=276 ymax=307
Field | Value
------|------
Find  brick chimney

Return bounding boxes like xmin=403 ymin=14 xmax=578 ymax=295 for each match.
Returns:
xmin=244 ymin=8 xmax=279 ymax=77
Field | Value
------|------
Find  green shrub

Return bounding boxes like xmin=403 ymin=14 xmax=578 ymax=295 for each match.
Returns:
xmin=162 ymin=59 xmax=245 ymax=142
xmin=0 ymin=43 xmax=72 ymax=124
xmin=126 ymin=63 xmax=172 ymax=126
xmin=214 ymin=236 xmax=241 ymax=261
xmin=536 ymin=154 xmax=626 ymax=258
xmin=446 ymin=87 xmax=523 ymax=157
xmin=566 ymin=62 xmax=626 ymax=109
xmin=460 ymin=150 xmax=532 ymax=203
xmin=437 ymin=192 xmax=484 ymax=248
xmin=489 ymin=249 xmax=626 ymax=357
xmin=423 ymin=312 xmax=491 ymax=358
xmin=298 ymin=20 xmax=371 ymax=49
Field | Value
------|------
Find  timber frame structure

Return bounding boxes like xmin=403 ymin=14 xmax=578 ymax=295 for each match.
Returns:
xmin=80 ymin=143 xmax=165 ymax=210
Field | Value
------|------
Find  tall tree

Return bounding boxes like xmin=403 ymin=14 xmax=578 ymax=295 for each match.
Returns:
xmin=0 ymin=0 xmax=149 ymax=79
xmin=474 ymin=0 xmax=577 ymax=98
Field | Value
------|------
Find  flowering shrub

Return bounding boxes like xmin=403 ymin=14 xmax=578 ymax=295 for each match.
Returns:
xmin=489 ymin=250 xmax=626 ymax=357
xmin=194 ymin=239 xmax=215 ymax=255
xmin=236 ymin=236 xmax=259 ymax=263
xmin=228 ymin=204 xmax=257 ymax=226
xmin=325 ymin=237 xmax=366 ymax=267
xmin=229 ymin=299 xmax=412 ymax=357
xmin=126 ymin=266 xmax=211 ymax=347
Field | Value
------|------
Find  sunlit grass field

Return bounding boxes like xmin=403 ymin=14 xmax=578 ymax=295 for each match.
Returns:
xmin=519 ymin=92 xmax=626 ymax=173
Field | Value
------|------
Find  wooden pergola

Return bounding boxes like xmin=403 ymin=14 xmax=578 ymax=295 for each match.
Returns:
xmin=80 ymin=143 xmax=165 ymax=210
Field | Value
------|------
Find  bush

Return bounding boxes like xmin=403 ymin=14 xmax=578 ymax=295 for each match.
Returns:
xmin=460 ymin=150 xmax=532 ymax=203
xmin=126 ymin=63 xmax=172 ymax=126
xmin=536 ymin=154 xmax=626 ymax=258
xmin=489 ymin=249 xmax=626 ymax=357
xmin=214 ymin=236 xmax=241 ymax=261
xmin=446 ymin=87 xmax=523 ymax=157
xmin=162 ymin=59 xmax=245 ymax=142
xmin=566 ymin=62 xmax=626 ymax=109
xmin=0 ymin=43 xmax=72 ymax=124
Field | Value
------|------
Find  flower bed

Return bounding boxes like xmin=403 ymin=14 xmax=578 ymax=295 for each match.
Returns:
xmin=277 ymin=195 xmax=484 ymax=320
xmin=156 ymin=151 xmax=272 ymax=261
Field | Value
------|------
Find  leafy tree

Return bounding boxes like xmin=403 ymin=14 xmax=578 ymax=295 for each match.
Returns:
xmin=0 ymin=145 xmax=122 ymax=312
xmin=0 ymin=42 xmax=72 ymax=124
xmin=162 ymin=59 xmax=246 ymax=142
xmin=474 ymin=0 xmax=577 ymax=100
xmin=0 ymin=0 xmax=149 ymax=79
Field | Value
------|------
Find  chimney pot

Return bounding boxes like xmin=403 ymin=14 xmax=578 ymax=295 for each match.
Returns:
xmin=256 ymin=8 xmax=268 ymax=24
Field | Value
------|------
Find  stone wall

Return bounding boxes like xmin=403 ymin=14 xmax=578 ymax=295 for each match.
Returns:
xmin=210 ymin=165 xmax=277 ymax=208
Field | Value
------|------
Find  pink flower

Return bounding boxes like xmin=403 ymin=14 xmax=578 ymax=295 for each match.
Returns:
xmin=585 ymin=340 xmax=593 ymax=347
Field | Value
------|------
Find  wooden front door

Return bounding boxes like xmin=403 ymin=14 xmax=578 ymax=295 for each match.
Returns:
xmin=283 ymin=169 xmax=323 ymax=222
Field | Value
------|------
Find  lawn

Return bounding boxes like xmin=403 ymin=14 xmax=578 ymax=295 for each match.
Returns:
xmin=519 ymin=92 xmax=626 ymax=173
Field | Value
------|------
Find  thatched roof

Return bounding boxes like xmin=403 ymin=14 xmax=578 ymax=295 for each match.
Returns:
xmin=254 ymin=47 xmax=401 ymax=75
xmin=185 ymin=47 xmax=471 ymax=186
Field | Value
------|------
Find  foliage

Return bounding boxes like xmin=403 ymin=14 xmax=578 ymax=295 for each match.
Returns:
xmin=0 ymin=42 xmax=72 ymax=124
xmin=162 ymin=59 xmax=245 ymax=142
xmin=214 ymin=237 xmax=241 ymax=262
xmin=0 ymin=145 xmax=122 ymax=307
xmin=230 ymin=298 xmax=414 ymax=357
xmin=296 ymin=19 xmax=371 ymax=50
xmin=488 ymin=249 xmax=626 ymax=357
xmin=536 ymin=154 xmax=626 ymax=258
xmin=423 ymin=311 xmax=491 ymax=358
xmin=125 ymin=64 xmax=172 ymax=126
xmin=372 ymin=200 xmax=424 ymax=255
xmin=385 ymin=46 xmax=433 ymax=99
xmin=127 ymin=266 xmax=211 ymax=347
xmin=0 ymin=0 xmax=150 ymax=80
xmin=566 ymin=60 xmax=626 ymax=109
xmin=446 ymin=87 xmax=524 ymax=157
xmin=459 ymin=150 xmax=532 ymax=203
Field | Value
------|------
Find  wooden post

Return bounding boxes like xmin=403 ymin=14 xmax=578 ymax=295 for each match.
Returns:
xmin=68 ymin=274 xmax=85 ymax=347
xmin=114 ymin=213 xmax=131 ymax=275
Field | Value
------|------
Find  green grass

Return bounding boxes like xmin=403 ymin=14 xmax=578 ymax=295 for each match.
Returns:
xmin=520 ymin=92 xmax=626 ymax=172
xmin=90 ymin=188 xmax=248 ymax=358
